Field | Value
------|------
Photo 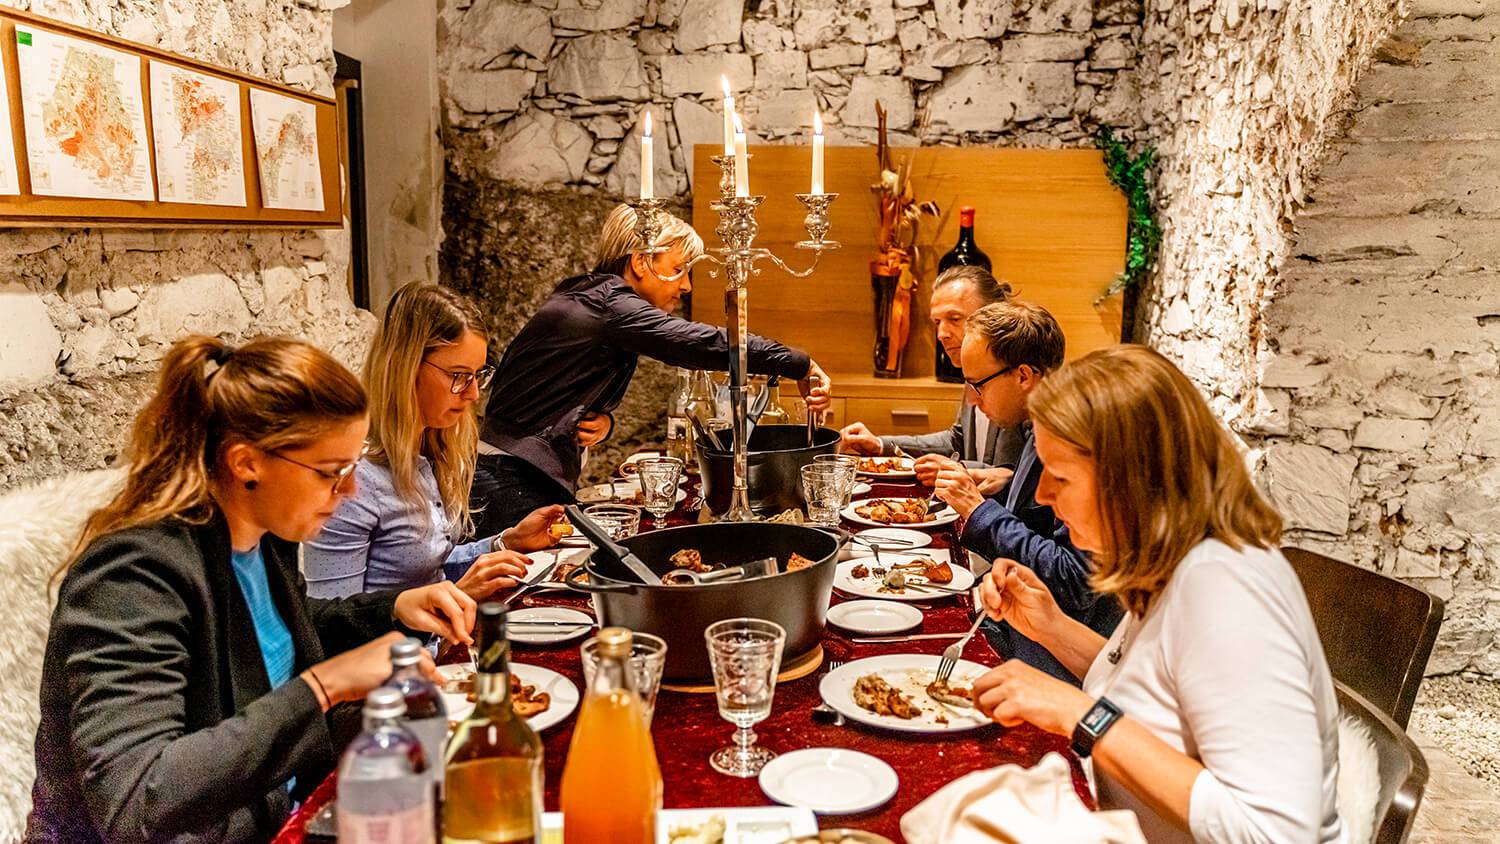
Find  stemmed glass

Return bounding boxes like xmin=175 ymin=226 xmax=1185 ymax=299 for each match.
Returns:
xmin=636 ymin=456 xmax=684 ymax=522
xmin=704 ymin=618 xmax=786 ymax=777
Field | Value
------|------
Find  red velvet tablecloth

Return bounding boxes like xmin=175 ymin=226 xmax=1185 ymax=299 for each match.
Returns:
xmin=276 ymin=475 xmax=1090 ymax=843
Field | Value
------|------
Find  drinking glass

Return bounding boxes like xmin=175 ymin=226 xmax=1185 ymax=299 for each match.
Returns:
xmin=800 ymin=463 xmax=851 ymax=526
xmin=813 ymin=454 xmax=860 ymax=505
xmin=582 ymin=504 xmax=641 ymax=540
xmin=704 ymin=618 xmax=785 ymax=777
xmin=580 ymin=632 xmax=668 ymax=727
xmin=636 ymin=457 xmax=684 ymax=521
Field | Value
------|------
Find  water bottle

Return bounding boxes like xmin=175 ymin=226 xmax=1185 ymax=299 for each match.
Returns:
xmin=338 ymin=687 xmax=435 ymax=844
xmin=385 ymin=637 xmax=448 ymax=796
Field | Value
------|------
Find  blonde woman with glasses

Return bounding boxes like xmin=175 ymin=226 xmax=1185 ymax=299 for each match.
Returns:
xmin=305 ymin=282 xmax=563 ymax=601
xmin=971 ymin=345 xmax=1345 ymax=843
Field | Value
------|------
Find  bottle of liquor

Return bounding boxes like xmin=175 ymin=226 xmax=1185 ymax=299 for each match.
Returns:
xmin=443 ymin=604 xmax=544 ymax=844
xmin=385 ymin=638 xmax=448 ymax=798
xmin=758 ymin=376 xmax=792 ymax=426
xmin=338 ymin=687 xmax=435 ymax=844
xmin=560 ymin=628 xmax=662 ymax=844
xmin=935 ymin=205 xmax=992 ymax=383
xmin=684 ymin=369 xmax=722 ymax=456
xmin=666 ymin=368 xmax=691 ymax=464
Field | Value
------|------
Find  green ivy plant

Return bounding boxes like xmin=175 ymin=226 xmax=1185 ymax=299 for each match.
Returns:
xmin=1095 ymin=127 xmax=1161 ymax=303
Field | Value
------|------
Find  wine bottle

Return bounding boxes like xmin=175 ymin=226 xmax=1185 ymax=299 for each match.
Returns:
xmin=935 ymin=205 xmax=992 ymax=383
xmin=443 ymin=604 xmax=544 ymax=844
xmin=560 ymin=628 xmax=662 ymax=843
xmin=338 ymin=688 xmax=435 ymax=844
xmin=666 ymin=368 xmax=692 ymax=464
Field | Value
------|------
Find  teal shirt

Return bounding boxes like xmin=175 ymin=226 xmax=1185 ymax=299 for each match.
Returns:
xmin=230 ymin=546 xmax=295 ymax=689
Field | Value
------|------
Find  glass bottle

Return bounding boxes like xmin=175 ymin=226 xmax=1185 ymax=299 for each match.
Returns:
xmin=443 ymin=603 xmax=544 ymax=844
xmin=338 ymin=687 xmax=435 ymax=844
xmin=758 ymin=376 xmax=792 ymax=426
xmin=560 ymin=628 xmax=662 ymax=844
xmin=385 ymin=637 xmax=448 ymax=798
xmin=935 ymin=205 xmax=993 ymax=382
xmin=684 ymin=369 xmax=722 ymax=457
xmin=666 ymin=367 xmax=692 ymax=464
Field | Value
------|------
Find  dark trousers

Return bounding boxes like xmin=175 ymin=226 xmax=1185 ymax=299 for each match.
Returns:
xmin=470 ymin=454 xmax=575 ymax=540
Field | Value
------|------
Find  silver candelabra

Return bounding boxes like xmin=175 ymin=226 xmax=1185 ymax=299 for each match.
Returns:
xmin=629 ymin=155 xmax=839 ymax=521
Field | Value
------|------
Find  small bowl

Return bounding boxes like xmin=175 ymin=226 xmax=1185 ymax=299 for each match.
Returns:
xmin=779 ymin=830 xmax=896 ymax=844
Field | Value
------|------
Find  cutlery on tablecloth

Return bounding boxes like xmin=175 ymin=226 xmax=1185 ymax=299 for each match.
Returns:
xmin=849 ymin=632 xmax=969 ymax=644
xmin=811 ymin=660 xmax=846 ymax=726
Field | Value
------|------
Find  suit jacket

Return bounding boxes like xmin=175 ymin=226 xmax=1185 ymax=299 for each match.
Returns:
xmin=961 ymin=426 xmax=1124 ymax=683
xmin=26 ymin=515 xmax=402 ymax=843
xmin=882 ymin=402 xmax=1024 ymax=469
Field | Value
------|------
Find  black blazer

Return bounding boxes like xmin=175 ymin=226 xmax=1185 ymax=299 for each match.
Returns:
xmin=26 ymin=515 xmax=403 ymax=843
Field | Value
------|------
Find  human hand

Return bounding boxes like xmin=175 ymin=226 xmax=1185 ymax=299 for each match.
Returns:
xmin=500 ymin=504 xmax=565 ymax=553
xmin=799 ymin=360 xmax=832 ymax=416
xmin=839 ymin=422 xmax=883 ymax=456
xmin=394 ymin=581 xmax=477 ymax=645
xmin=971 ymin=659 xmax=1095 ymax=736
xmin=576 ymin=412 xmax=612 ymax=447
xmin=933 ymin=458 xmax=985 ymax=517
xmin=978 ymin=558 xmax=1064 ymax=643
xmin=454 ymin=550 xmax=531 ymax=601
xmin=912 ymin=453 xmax=951 ymax=486
xmin=303 ymin=631 xmax=440 ymax=709
xmin=971 ymin=466 xmax=1014 ymax=497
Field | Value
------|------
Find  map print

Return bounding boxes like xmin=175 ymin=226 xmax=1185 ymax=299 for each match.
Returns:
xmin=0 ymin=51 xmax=19 ymax=195
xmin=249 ymin=87 xmax=322 ymax=212
xmin=150 ymin=62 xmax=245 ymax=206
xmin=15 ymin=26 xmax=153 ymax=201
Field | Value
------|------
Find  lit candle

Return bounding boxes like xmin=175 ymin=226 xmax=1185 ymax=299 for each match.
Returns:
xmin=722 ymin=76 xmax=735 ymax=156
xmin=640 ymin=111 xmax=653 ymax=200
xmin=811 ymin=111 xmax=825 ymax=195
xmin=733 ymin=113 xmax=748 ymax=197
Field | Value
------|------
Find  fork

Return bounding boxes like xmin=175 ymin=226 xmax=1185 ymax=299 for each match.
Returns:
xmin=811 ymin=660 xmax=846 ymax=725
xmin=936 ymin=612 xmax=987 ymax=686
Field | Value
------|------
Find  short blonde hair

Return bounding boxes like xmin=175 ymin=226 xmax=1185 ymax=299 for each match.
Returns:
xmin=1028 ymin=344 xmax=1282 ymax=617
xmin=593 ymin=203 xmax=705 ymax=276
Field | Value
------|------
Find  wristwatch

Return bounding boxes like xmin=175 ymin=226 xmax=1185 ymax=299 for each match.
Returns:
xmin=1071 ymin=696 xmax=1123 ymax=758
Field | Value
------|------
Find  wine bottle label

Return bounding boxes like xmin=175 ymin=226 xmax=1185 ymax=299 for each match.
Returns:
xmin=339 ymin=800 xmax=435 ymax=844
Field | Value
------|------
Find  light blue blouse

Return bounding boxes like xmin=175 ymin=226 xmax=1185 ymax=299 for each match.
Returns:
xmin=303 ymin=458 xmax=496 ymax=598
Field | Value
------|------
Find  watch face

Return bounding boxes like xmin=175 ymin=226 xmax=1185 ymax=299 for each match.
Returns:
xmin=1082 ymin=705 xmax=1114 ymax=733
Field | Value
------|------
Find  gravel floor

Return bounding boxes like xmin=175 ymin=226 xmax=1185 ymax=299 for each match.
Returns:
xmin=1412 ymin=674 xmax=1500 ymax=789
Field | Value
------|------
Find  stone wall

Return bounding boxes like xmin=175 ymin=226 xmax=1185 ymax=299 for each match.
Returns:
xmin=0 ymin=0 xmax=373 ymax=492
xmin=1258 ymin=0 xmax=1500 ymax=674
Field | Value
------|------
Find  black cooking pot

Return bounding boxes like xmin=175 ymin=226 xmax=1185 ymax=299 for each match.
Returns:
xmin=697 ymin=424 xmax=840 ymax=517
xmin=565 ymin=522 xmax=841 ymax=682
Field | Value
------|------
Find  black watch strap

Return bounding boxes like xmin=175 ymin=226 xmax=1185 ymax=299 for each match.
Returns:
xmin=1071 ymin=696 xmax=1123 ymax=758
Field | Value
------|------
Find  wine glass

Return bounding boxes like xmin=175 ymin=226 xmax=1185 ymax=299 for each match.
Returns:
xmin=800 ymin=463 xmax=851 ymax=526
xmin=704 ymin=618 xmax=785 ymax=777
xmin=636 ymin=457 xmax=684 ymax=521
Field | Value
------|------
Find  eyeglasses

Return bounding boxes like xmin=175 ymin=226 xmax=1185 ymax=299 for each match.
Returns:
xmin=268 ymin=442 xmax=369 ymax=493
xmin=965 ymin=365 xmax=1015 ymax=394
xmin=423 ymin=359 xmax=496 ymax=395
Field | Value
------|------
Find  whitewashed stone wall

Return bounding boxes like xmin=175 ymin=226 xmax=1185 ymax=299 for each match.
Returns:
xmin=1259 ymin=0 xmax=1500 ymax=674
xmin=437 ymin=0 xmax=1146 ymax=196
xmin=0 ymin=0 xmax=374 ymax=491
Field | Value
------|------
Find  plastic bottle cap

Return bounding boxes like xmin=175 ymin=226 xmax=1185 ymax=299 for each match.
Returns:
xmin=596 ymin=626 xmax=633 ymax=658
xmin=389 ymin=636 xmax=424 ymax=666
xmin=364 ymin=686 xmax=408 ymax=720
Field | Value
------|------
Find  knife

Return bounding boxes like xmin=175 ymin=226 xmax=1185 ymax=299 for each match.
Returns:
xmin=850 ymin=632 xmax=971 ymax=644
xmin=502 ymin=557 xmax=564 ymax=607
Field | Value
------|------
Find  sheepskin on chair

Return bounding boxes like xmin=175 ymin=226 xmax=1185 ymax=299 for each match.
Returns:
xmin=1337 ymin=713 xmax=1383 ymax=844
xmin=0 ymin=469 xmax=123 ymax=841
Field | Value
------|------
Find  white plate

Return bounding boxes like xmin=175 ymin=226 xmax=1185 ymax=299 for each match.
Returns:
xmin=819 ymin=653 xmax=991 ymax=733
xmin=504 ymin=606 xmax=595 ymax=645
xmin=523 ymin=547 xmax=591 ymax=591
xmin=851 ymin=481 xmax=873 ymax=497
xmin=616 ymin=451 xmax=662 ymax=476
xmin=851 ymin=527 xmax=932 ymax=552
xmin=576 ymin=479 xmax=687 ymax=505
xmin=832 ymin=551 xmax=975 ymax=602
xmin=759 ymin=748 xmax=899 ymax=815
xmin=439 ymin=662 xmax=579 ymax=732
xmin=854 ymin=456 xmax=916 ymax=479
xmin=538 ymin=806 xmax=819 ymax=842
xmin=826 ymin=600 xmax=923 ymax=635
xmin=840 ymin=498 xmax=959 ymax=529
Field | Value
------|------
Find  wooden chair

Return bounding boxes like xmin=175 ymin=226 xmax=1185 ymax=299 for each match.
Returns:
xmin=1338 ymin=682 xmax=1428 ymax=844
xmin=1283 ymin=547 xmax=1444 ymax=728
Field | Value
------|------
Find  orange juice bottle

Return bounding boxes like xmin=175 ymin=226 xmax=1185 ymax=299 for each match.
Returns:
xmin=559 ymin=628 xmax=662 ymax=843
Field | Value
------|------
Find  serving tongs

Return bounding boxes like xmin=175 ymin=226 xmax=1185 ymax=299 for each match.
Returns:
xmin=564 ymin=504 xmax=661 ymax=585
xmin=661 ymin=556 xmax=778 ymax=586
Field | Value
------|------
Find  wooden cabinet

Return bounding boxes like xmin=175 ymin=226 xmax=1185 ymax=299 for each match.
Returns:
xmin=832 ymin=373 xmax=963 ymax=438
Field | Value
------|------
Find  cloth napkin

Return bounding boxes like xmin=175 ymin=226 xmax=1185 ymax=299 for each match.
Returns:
xmin=901 ymin=752 xmax=1145 ymax=844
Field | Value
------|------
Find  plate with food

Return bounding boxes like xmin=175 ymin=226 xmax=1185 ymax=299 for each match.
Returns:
xmin=615 ymin=451 xmax=663 ymax=477
xmin=826 ymin=600 xmax=923 ymax=635
xmin=439 ymin=662 xmax=579 ymax=732
xmin=576 ymin=479 xmax=688 ymax=506
xmin=841 ymin=498 xmax=959 ymax=528
xmin=832 ymin=552 xmax=975 ymax=602
xmin=523 ymin=547 xmax=591 ymax=591
xmin=758 ymin=747 xmax=898 ymax=815
xmin=819 ymin=654 xmax=991 ymax=733
xmin=853 ymin=456 xmax=916 ymax=479
xmin=536 ymin=806 xmax=818 ymax=843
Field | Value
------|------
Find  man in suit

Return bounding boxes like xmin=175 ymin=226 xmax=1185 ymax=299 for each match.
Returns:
xmin=839 ymin=265 xmax=1022 ymax=494
xmin=931 ymin=301 xmax=1122 ymax=684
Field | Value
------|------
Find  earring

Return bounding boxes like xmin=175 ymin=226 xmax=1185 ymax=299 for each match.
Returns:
xmin=245 ymin=480 xmax=259 ymax=491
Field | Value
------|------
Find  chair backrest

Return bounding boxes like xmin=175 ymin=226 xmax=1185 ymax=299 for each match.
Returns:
xmin=1337 ymin=682 xmax=1427 ymax=844
xmin=1283 ymin=546 xmax=1444 ymax=728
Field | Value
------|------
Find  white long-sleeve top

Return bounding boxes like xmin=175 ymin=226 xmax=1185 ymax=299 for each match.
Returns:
xmin=1082 ymin=539 xmax=1346 ymax=844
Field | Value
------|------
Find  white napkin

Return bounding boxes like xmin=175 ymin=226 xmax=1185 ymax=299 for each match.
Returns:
xmin=900 ymin=752 xmax=1145 ymax=844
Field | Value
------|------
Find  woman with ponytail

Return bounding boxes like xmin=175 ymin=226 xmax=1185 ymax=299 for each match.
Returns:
xmin=27 ymin=336 xmax=477 ymax=844
xmin=304 ymin=281 xmax=564 ymax=600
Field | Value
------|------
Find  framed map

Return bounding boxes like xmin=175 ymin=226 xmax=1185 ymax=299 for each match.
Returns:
xmin=0 ymin=49 xmax=18 ymax=195
xmin=149 ymin=60 xmax=245 ymax=207
xmin=249 ymin=87 xmax=322 ymax=212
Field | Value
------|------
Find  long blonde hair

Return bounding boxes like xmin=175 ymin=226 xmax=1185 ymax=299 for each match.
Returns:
xmin=593 ymin=203 xmax=705 ymax=277
xmin=364 ymin=282 xmax=487 ymax=537
xmin=1028 ymin=345 xmax=1282 ymax=617
xmin=61 ymin=336 xmax=367 ymax=579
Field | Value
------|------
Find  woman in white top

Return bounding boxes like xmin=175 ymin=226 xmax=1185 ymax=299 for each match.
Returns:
xmin=972 ymin=344 xmax=1345 ymax=843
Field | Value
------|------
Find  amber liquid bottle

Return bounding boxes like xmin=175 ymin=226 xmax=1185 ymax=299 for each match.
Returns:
xmin=443 ymin=604 xmax=544 ymax=843
xmin=935 ymin=205 xmax=992 ymax=383
xmin=560 ymin=628 xmax=662 ymax=843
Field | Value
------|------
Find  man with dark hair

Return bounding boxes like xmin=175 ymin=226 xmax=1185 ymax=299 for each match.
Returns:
xmin=933 ymin=300 xmax=1121 ymax=683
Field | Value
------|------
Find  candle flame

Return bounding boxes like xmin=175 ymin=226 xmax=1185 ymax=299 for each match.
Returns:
xmin=814 ymin=111 xmax=823 ymax=134
xmin=733 ymin=112 xmax=744 ymax=134
xmin=643 ymin=111 xmax=652 ymax=137
xmin=722 ymin=75 xmax=731 ymax=96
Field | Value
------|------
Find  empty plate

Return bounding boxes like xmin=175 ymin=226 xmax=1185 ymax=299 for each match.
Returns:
xmin=826 ymin=600 xmax=923 ymax=635
xmin=759 ymin=748 xmax=899 ymax=814
xmin=851 ymin=527 xmax=931 ymax=552
xmin=505 ymin=607 xmax=595 ymax=645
